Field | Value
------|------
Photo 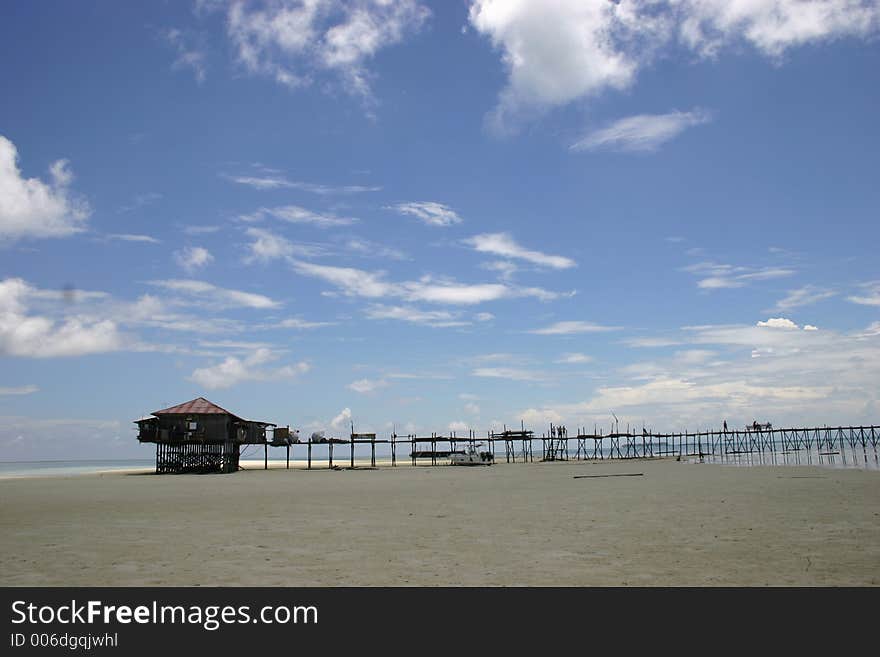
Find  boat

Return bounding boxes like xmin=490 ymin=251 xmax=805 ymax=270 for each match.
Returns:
xmin=450 ymin=443 xmax=494 ymax=466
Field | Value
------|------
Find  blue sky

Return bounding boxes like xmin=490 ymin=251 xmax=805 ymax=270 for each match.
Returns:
xmin=1 ymin=0 xmax=879 ymax=460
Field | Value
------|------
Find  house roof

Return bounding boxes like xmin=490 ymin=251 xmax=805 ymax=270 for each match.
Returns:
xmin=151 ymin=397 xmax=242 ymax=419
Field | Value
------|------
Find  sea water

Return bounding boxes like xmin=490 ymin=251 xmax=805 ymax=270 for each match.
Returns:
xmin=0 ymin=460 xmax=154 ymax=479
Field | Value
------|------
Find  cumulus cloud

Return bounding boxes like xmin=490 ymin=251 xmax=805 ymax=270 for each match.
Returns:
xmin=388 ymin=201 xmax=462 ymax=226
xmin=0 ymin=278 xmax=125 ymax=358
xmin=469 ymin=0 xmax=880 ymax=133
xmin=174 ymin=246 xmax=214 ymax=272
xmin=463 ymin=233 xmax=576 ymax=269
xmin=330 ymin=407 xmax=352 ymax=430
xmin=190 ymin=348 xmax=309 ymax=389
xmin=756 ymin=317 xmax=818 ymax=331
xmin=0 ymin=135 xmax=90 ymax=240
xmin=571 ymin=109 xmax=712 ymax=152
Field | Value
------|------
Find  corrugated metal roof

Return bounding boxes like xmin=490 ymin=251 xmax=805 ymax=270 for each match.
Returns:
xmin=152 ymin=397 xmax=241 ymax=419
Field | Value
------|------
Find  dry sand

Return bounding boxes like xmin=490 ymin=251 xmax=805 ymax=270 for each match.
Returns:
xmin=1 ymin=458 xmax=878 ymax=586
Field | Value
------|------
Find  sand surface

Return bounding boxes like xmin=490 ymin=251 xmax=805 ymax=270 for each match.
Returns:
xmin=1 ymin=459 xmax=878 ymax=586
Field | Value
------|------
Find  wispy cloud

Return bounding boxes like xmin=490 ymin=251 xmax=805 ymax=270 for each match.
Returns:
xmin=571 ymin=109 xmax=712 ymax=153
xmin=0 ymin=384 xmax=39 ymax=396
xmin=106 ymin=233 xmax=161 ymax=244
xmin=174 ymin=246 xmax=214 ymax=272
xmin=225 ymin=0 xmax=430 ymax=105
xmin=472 ymin=367 xmax=543 ymax=382
xmin=530 ymin=321 xmax=618 ymax=335
xmin=464 ymin=233 xmax=576 ymax=269
xmin=164 ymin=28 xmax=207 ymax=83
xmin=243 ymin=227 xmax=326 ymax=263
xmin=347 ymin=378 xmax=389 ymax=394
xmin=225 ymin=174 xmax=380 ymax=195
xmin=388 ymin=201 xmax=462 ymax=226
xmin=147 ymin=279 xmax=280 ymax=309
xmin=683 ymin=261 xmax=795 ymax=289
xmin=847 ymin=281 xmax=880 ymax=307
xmin=555 ymin=352 xmax=593 ymax=364
xmin=292 ymin=261 xmax=567 ymax=306
xmin=243 ymin=205 xmax=357 ymax=228
xmin=773 ymin=285 xmax=835 ymax=311
xmin=364 ymin=304 xmax=469 ymax=328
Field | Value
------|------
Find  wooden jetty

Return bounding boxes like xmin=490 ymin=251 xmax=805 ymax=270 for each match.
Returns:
xmin=137 ymin=399 xmax=879 ymax=474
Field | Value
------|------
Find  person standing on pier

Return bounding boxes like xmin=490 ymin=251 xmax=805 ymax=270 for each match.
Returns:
xmin=723 ymin=420 xmax=728 ymax=433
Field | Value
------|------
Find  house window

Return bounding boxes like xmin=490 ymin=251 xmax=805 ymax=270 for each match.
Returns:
xmin=188 ymin=421 xmax=198 ymax=431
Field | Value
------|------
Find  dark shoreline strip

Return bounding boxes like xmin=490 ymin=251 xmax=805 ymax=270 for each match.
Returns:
xmin=573 ymin=473 xmax=644 ymax=479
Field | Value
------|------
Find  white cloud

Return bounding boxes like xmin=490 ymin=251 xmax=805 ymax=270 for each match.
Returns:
xmin=472 ymin=367 xmax=541 ymax=381
xmin=469 ymin=0 xmax=880 ymax=133
xmin=756 ymin=317 xmax=799 ymax=329
xmin=330 ymin=407 xmax=352 ymax=430
xmin=0 ymin=385 xmax=38 ymax=396
xmin=0 ymin=135 xmax=90 ymax=240
xmin=475 ymin=312 xmax=495 ymax=322
xmin=571 ymin=109 xmax=712 ymax=152
xmin=755 ymin=318 xmax=819 ymax=332
xmin=0 ymin=278 xmax=124 ymax=358
xmin=448 ymin=420 xmax=470 ymax=433
xmin=183 ymin=224 xmax=221 ymax=235
xmin=165 ymin=28 xmax=207 ymax=82
xmin=190 ymin=348 xmax=309 ymax=390
xmin=246 ymin=205 xmax=357 ymax=228
xmin=556 ymin=352 xmax=593 ymax=364
xmin=344 ymin=238 xmax=409 ymax=261
xmin=292 ymin=261 xmax=565 ymax=305
xmin=147 ymin=279 xmax=280 ymax=309
xmin=278 ymin=317 xmax=336 ymax=329
xmin=463 ymin=233 xmax=576 ymax=269
xmin=773 ymin=284 xmax=836 ymax=311
xmin=174 ymin=246 xmax=214 ymax=272
xmin=530 ymin=320 xmax=618 ymax=335
xmin=347 ymin=378 xmax=388 ymax=394
xmin=226 ymin=174 xmax=380 ymax=194
xmin=107 ymin=233 xmax=161 ymax=244
xmin=684 ymin=261 xmax=795 ymax=289
xmin=243 ymin=227 xmax=326 ymax=264
xmin=464 ymin=402 xmax=480 ymax=416
xmin=847 ymin=281 xmax=880 ymax=306
xmin=226 ymin=0 xmax=430 ymax=103
xmin=482 ymin=260 xmax=518 ymax=281
xmin=364 ymin=304 xmax=468 ymax=328
xmin=388 ymin=201 xmax=462 ymax=226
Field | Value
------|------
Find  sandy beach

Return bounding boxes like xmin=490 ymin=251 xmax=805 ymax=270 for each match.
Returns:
xmin=1 ymin=458 xmax=878 ymax=586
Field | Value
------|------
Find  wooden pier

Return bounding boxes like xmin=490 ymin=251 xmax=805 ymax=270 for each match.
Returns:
xmin=265 ymin=424 xmax=880 ymax=470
